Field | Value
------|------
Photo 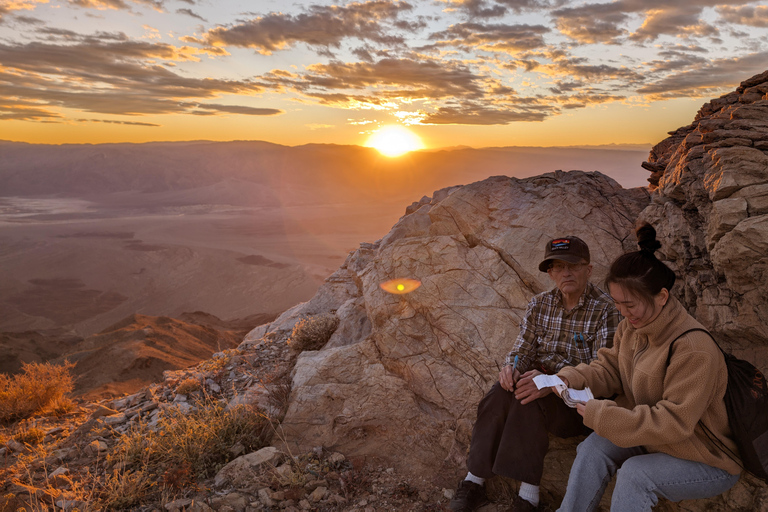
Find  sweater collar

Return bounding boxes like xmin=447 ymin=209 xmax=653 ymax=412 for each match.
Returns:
xmin=631 ymin=295 xmax=684 ymax=344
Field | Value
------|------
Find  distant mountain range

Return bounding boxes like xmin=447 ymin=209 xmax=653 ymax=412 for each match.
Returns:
xmin=0 ymin=140 xmax=650 ymax=207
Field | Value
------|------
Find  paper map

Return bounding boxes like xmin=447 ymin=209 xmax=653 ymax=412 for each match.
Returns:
xmin=532 ymin=374 xmax=594 ymax=408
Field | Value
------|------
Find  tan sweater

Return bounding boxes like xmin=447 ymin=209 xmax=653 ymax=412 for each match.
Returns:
xmin=558 ymin=297 xmax=741 ymax=475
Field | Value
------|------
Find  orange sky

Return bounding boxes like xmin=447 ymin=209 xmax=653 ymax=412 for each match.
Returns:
xmin=1 ymin=1 xmax=766 ymax=149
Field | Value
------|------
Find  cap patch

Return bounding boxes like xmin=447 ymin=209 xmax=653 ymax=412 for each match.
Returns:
xmin=550 ymin=239 xmax=571 ymax=251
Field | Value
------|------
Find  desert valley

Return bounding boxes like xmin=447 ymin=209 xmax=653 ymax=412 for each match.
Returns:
xmin=0 ymin=142 xmax=647 ymax=396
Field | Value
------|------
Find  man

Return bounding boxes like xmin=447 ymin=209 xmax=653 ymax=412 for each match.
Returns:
xmin=449 ymin=236 xmax=621 ymax=512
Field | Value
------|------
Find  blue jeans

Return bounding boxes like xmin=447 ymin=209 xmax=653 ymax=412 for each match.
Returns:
xmin=558 ymin=433 xmax=740 ymax=512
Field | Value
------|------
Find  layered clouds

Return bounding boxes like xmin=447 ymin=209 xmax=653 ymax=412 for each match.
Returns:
xmin=0 ymin=0 xmax=766 ymax=137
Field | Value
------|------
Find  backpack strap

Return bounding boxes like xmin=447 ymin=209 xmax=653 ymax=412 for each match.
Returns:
xmin=665 ymin=328 xmax=714 ymax=366
xmin=666 ymin=327 xmax=744 ymax=470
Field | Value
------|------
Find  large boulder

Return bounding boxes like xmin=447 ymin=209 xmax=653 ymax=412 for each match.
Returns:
xmin=253 ymin=171 xmax=649 ymax=484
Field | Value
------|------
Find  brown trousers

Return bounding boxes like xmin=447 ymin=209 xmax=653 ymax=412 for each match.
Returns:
xmin=466 ymin=382 xmax=590 ymax=485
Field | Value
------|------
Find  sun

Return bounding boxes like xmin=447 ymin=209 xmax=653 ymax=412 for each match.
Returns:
xmin=365 ymin=125 xmax=425 ymax=157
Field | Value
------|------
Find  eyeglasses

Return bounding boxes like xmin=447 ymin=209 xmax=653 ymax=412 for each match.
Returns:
xmin=548 ymin=262 xmax=587 ymax=274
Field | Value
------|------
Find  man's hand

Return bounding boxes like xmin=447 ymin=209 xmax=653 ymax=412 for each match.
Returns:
xmin=499 ymin=365 xmax=520 ymax=392
xmin=514 ymin=370 xmax=551 ymax=404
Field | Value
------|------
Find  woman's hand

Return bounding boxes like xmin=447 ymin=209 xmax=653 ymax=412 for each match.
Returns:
xmin=575 ymin=402 xmax=586 ymax=417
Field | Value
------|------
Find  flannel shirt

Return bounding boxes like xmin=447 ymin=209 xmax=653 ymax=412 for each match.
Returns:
xmin=504 ymin=282 xmax=620 ymax=374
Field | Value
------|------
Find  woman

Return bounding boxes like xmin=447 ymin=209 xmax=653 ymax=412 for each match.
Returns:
xmin=555 ymin=223 xmax=741 ymax=511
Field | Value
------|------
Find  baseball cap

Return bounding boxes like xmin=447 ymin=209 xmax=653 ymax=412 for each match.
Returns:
xmin=538 ymin=236 xmax=590 ymax=272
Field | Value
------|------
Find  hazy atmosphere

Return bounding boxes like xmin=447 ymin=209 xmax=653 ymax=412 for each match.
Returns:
xmin=1 ymin=0 xmax=767 ymax=148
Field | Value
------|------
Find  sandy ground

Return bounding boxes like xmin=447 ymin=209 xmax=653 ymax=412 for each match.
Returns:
xmin=0 ymin=197 xmax=404 ymax=339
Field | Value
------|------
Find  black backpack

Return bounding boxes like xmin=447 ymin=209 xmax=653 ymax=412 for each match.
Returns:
xmin=667 ymin=328 xmax=768 ymax=481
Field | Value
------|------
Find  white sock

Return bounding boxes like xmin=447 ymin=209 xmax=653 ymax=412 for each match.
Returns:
xmin=519 ymin=482 xmax=540 ymax=506
xmin=464 ymin=471 xmax=485 ymax=486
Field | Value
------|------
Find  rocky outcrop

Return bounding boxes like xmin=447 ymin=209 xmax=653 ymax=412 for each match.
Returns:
xmin=248 ymin=171 xmax=649 ymax=484
xmin=642 ymin=70 xmax=768 ymax=188
xmin=639 ymin=70 xmax=768 ymax=373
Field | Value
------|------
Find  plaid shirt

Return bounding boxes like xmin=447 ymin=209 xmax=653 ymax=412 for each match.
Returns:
xmin=504 ymin=282 xmax=620 ymax=374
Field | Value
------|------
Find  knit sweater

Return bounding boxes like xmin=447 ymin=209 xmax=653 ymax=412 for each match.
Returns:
xmin=558 ymin=296 xmax=741 ymax=475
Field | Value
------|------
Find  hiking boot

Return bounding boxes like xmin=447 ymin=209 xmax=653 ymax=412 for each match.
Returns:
xmin=508 ymin=494 xmax=538 ymax=512
xmin=448 ymin=480 xmax=487 ymax=512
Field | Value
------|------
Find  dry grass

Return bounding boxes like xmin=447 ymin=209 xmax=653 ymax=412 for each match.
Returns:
xmin=98 ymin=466 xmax=158 ymax=510
xmin=13 ymin=427 xmax=45 ymax=446
xmin=175 ymin=377 xmax=201 ymax=395
xmin=112 ymin=398 xmax=271 ymax=481
xmin=288 ymin=313 xmax=339 ymax=352
xmin=0 ymin=361 xmax=75 ymax=423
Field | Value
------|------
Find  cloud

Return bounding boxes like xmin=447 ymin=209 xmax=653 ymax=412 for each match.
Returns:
xmin=629 ymin=5 xmax=719 ymax=42
xmin=439 ymin=0 xmax=565 ymax=18
xmin=68 ymin=0 xmax=165 ymax=11
xmin=0 ymin=36 xmax=275 ymax=119
xmin=553 ymin=1 xmax=756 ymax=44
xmin=177 ymin=8 xmax=206 ymax=21
xmin=78 ymin=118 xmax=161 ymax=126
xmin=0 ymin=99 xmax=63 ymax=121
xmin=428 ymin=22 xmax=550 ymax=52
xmin=717 ymin=5 xmax=768 ymax=28
xmin=0 ymin=0 xmax=49 ymax=24
xmin=187 ymin=103 xmax=283 ymax=116
xmin=202 ymin=1 xmax=414 ymax=54
xmin=441 ymin=0 xmax=506 ymax=18
xmin=638 ymin=50 xmax=768 ymax=99
xmin=420 ymin=102 xmax=552 ymax=124
xmin=552 ymin=3 xmax=629 ymax=44
xmin=263 ymin=58 xmax=486 ymax=103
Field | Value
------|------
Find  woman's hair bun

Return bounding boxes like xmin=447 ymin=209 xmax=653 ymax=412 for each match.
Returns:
xmin=636 ymin=223 xmax=662 ymax=253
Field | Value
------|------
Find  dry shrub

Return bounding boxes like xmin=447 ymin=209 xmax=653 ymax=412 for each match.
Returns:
xmin=13 ymin=427 xmax=45 ymax=446
xmin=175 ymin=377 xmax=201 ymax=395
xmin=113 ymin=399 xmax=272 ymax=482
xmin=98 ymin=467 xmax=157 ymax=510
xmin=0 ymin=361 xmax=75 ymax=423
xmin=288 ymin=313 xmax=339 ymax=352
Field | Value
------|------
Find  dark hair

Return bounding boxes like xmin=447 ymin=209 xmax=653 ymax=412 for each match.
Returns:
xmin=605 ymin=223 xmax=676 ymax=305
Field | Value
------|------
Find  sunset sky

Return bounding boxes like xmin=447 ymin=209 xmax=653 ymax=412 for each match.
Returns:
xmin=1 ymin=0 xmax=767 ymax=149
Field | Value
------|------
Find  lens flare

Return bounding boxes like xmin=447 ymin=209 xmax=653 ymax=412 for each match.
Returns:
xmin=380 ymin=278 xmax=422 ymax=295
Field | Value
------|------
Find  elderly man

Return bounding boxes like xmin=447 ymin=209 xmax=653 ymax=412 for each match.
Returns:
xmin=450 ymin=236 xmax=621 ymax=512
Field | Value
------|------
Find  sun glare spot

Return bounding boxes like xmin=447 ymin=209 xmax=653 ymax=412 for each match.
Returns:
xmin=380 ymin=278 xmax=422 ymax=295
xmin=365 ymin=125 xmax=424 ymax=157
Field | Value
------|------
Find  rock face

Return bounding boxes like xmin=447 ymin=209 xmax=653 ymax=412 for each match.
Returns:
xmin=639 ymin=69 xmax=768 ymax=373
xmin=249 ymin=171 xmax=649 ymax=480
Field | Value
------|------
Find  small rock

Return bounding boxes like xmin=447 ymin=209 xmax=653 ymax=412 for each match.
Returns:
xmin=443 ymin=488 xmax=455 ymax=500
xmin=90 ymin=405 xmax=119 ymax=419
xmin=187 ymin=500 xmax=213 ymax=512
xmin=206 ymin=379 xmax=221 ymax=393
xmin=165 ymin=497 xmax=193 ymax=511
xmin=46 ymin=426 xmax=65 ymax=437
xmin=6 ymin=439 xmax=27 ymax=453
xmin=214 ymin=447 xmax=284 ymax=487
xmin=104 ymin=413 xmax=127 ymax=425
xmin=85 ymin=439 xmax=108 ymax=456
xmin=55 ymin=500 xmax=84 ymax=511
xmin=258 ymin=488 xmax=273 ymax=507
xmin=308 ymin=486 xmax=327 ymax=502
xmin=298 ymin=499 xmax=311 ymax=510
xmin=328 ymin=452 xmax=345 ymax=464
